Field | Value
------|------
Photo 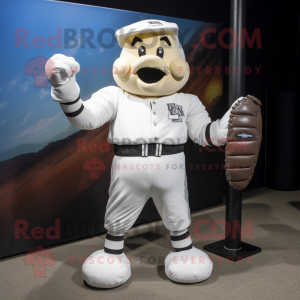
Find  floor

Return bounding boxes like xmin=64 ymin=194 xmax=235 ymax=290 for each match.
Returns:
xmin=1 ymin=187 xmax=300 ymax=300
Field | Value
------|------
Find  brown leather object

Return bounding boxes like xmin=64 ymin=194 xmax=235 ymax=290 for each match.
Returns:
xmin=225 ymin=95 xmax=262 ymax=190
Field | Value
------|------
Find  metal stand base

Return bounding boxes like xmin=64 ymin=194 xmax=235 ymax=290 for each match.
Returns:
xmin=203 ymin=240 xmax=261 ymax=262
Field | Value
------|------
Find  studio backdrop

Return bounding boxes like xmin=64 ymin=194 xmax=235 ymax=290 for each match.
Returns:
xmin=0 ymin=0 xmax=226 ymax=258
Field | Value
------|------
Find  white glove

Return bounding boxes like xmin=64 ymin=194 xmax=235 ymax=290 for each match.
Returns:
xmin=45 ymin=54 xmax=80 ymax=102
xmin=209 ymin=97 xmax=244 ymax=146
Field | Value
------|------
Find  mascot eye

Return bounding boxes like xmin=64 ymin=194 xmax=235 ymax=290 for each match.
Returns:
xmin=139 ymin=46 xmax=146 ymax=56
xmin=157 ymin=47 xmax=164 ymax=58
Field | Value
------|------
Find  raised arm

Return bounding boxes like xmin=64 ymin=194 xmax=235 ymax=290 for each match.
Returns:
xmin=45 ymin=54 xmax=119 ymax=130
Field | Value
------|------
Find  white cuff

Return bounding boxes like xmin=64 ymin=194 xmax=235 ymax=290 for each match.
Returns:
xmin=210 ymin=120 xmax=227 ymax=146
xmin=51 ymin=76 xmax=80 ymax=102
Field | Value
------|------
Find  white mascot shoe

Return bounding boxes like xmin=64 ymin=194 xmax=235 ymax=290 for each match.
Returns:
xmin=165 ymin=247 xmax=213 ymax=283
xmin=82 ymin=250 xmax=131 ymax=288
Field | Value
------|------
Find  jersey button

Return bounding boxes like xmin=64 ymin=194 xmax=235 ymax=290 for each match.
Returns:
xmin=154 ymin=137 xmax=158 ymax=141
xmin=154 ymin=123 xmax=157 ymax=126
xmin=153 ymin=101 xmax=156 ymax=104
xmin=153 ymin=112 xmax=156 ymax=115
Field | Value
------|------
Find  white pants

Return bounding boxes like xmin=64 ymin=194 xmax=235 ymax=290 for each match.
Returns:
xmin=104 ymin=152 xmax=191 ymax=235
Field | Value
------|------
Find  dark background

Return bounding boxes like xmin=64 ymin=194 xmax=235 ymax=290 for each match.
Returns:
xmin=57 ymin=0 xmax=300 ymax=188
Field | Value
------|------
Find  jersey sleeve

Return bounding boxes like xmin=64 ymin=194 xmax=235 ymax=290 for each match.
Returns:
xmin=59 ymin=86 xmax=120 ymax=130
xmin=186 ymin=95 xmax=212 ymax=146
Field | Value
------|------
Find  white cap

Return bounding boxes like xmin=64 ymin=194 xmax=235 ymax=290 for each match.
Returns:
xmin=115 ymin=19 xmax=186 ymax=61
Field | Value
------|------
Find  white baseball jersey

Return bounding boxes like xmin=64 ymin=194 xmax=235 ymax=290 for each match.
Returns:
xmin=59 ymin=86 xmax=215 ymax=146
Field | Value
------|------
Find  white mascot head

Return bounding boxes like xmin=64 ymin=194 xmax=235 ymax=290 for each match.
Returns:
xmin=113 ymin=19 xmax=189 ymax=97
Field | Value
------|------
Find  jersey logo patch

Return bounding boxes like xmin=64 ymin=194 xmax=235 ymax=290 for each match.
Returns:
xmin=167 ymin=103 xmax=184 ymax=122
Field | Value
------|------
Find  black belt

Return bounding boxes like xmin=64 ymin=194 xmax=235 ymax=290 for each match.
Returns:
xmin=113 ymin=143 xmax=185 ymax=157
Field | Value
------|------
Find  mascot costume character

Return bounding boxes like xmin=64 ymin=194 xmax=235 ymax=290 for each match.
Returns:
xmin=45 ymin=20 xmax=262 ymax=288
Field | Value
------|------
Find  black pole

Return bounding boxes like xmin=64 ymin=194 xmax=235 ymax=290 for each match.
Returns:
xmin=228 ymin=0 xmax=246 ymax=102
xmin=224 ymin=0 xmax=245 ymax=252
xmin=203 ymin=0 xmax=261 ymax=261
xmin=225 ymin=187 xmax=242 ymax=250
xmin=225 ymin=0 xmax=245 ymax=250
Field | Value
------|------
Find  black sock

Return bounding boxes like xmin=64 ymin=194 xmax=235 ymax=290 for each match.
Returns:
xmin=170 ymin=230 xmax=193 ymax=252
xmin=104 ymin=233 xmax=124 ymax=255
